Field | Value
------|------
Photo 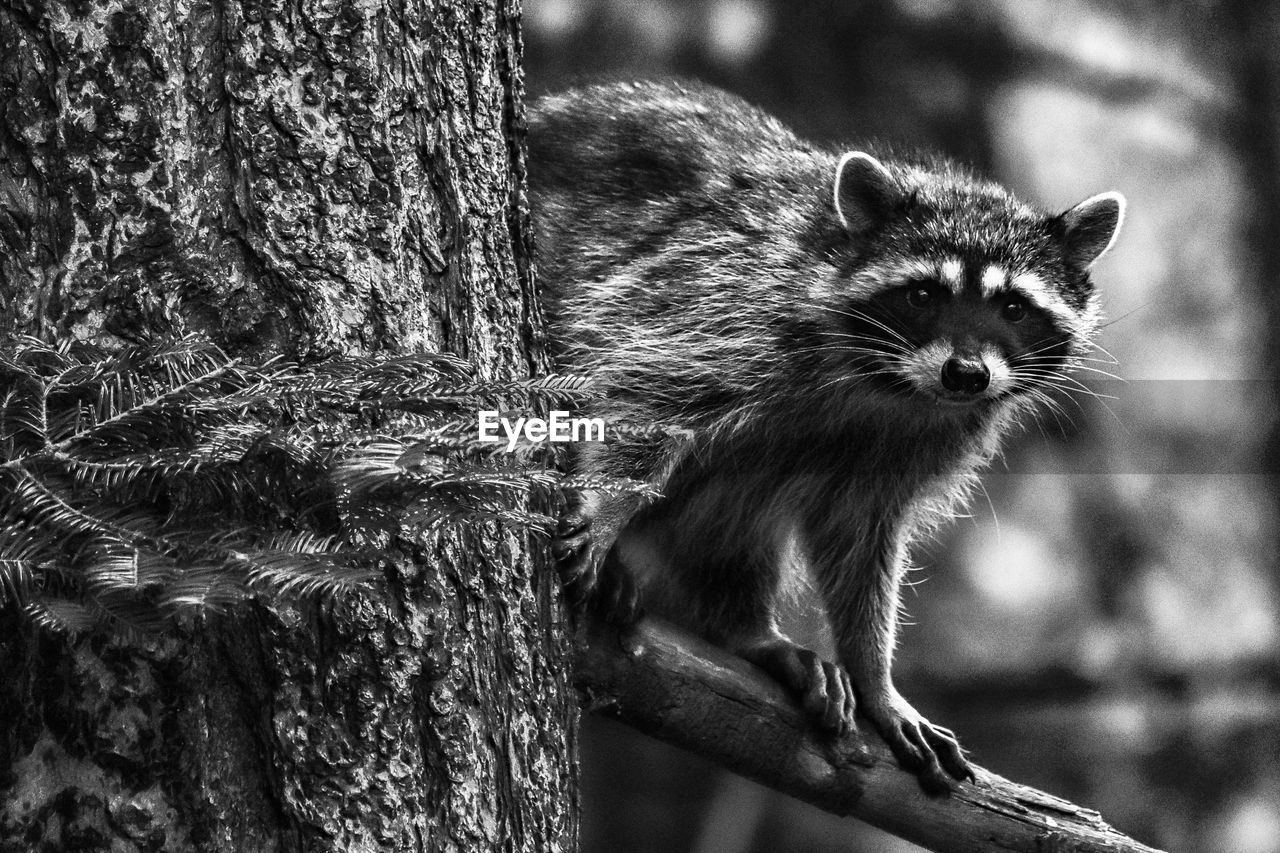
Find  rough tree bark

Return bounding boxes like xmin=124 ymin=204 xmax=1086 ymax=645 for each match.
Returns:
xmin=0 ymin=1 xmax=577 ymax=851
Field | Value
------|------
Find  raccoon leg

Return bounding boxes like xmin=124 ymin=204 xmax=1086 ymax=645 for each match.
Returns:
xmin=710 ymin=553 xmax=857 ymax=737
xmin=649 ymin=491 xmax=856 ymax=736
xmin=553 ymin=489 xmax=643 ymax=624
xmin=805 ymin=516 xmax=973 ymax=792
xmin=554 ymin=434 xmax=688 ymax=623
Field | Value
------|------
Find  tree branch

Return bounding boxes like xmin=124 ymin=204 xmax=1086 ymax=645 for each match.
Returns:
xmin=574 ymin=618 xmax=1167 ymax=853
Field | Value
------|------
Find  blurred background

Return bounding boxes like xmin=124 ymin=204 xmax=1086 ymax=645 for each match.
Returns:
xmin=522 ymin=2 xmax=1280 ymax=851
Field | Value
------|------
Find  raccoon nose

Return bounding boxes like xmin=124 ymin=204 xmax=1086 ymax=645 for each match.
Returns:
xmin=940 ymin=358 xmax=990 ymax=394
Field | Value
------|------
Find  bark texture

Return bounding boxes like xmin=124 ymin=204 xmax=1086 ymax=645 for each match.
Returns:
xmin=0 ymin=1 xmax=576 ymax=851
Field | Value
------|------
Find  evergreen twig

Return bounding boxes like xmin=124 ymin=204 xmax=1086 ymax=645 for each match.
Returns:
xmin=0 ymin=335 xmax=651 ymax=634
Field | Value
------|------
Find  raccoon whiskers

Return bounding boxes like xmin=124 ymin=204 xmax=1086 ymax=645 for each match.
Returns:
xmin=974 ymin=476 xmax=1001 ymax=546
xmin=802 ymin=345 xmax=905 ymax=359
xmin=1013 ymin=369 xmax=1092 ymax=402
xmin=1014 ymin=362 xmax=1123 ymax=426
xmin=1096 ymin=301 xmax=1152 ymax=332
xmin=1086 ymin=338 xmax=1121 ymax=365
xmin=813 ymin=351 xmax=908 ymax=392
xmin=808 ymin=303 xmax=913 ymax=349
xmin=823 ymin=331 xmax=912 ymax=351
xmin=1018 ymin=385 xmax=1077 ymax=432
xmin=1016 ymin=354 xmax=1123 ymax=383
xmin=788 ymin=332 xmax=910 ymax=356
xmin=1015 ymin=338 xmax=1117 ymax=367
xmin=1012 ymin=369 xmax=1126 ymax=431
xmin=1017 ymin=369 xmax=1126 ymax=429
xmin=1059 ymin=363 xmax=1124 ymax=384
xmin=788 ymin=329 xmax=912 ymax=372
xmin=814 ymin=365 xmax=892 ymax=393
xmin=1015 ymin=365 xmax=1117 ymax=398
xmin=1000 ymin=373 xmax=1082 ymax=424
xmin=1016 ymin=336 xmax=1067 ymax=355
xmin=801 ymin=334 xmax=913 ymax=358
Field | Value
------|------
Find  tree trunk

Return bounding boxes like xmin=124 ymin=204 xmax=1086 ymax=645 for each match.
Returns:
xmin=0 ymin=1 xmax=577 ymax=851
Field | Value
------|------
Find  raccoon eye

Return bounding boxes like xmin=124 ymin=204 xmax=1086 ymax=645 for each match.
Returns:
xmin=1001 ymin=298 xmax=1028 ymax=323
xmin=906 ymin=287 xmax=934 ymax=309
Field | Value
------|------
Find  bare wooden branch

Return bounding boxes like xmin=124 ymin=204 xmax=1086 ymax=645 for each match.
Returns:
xmin=574 ymin=618 xmax=1167 ymax=853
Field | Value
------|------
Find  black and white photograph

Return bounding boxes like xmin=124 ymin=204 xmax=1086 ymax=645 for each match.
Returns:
xmin=0 ymin=1 xmax=1276 ymax=852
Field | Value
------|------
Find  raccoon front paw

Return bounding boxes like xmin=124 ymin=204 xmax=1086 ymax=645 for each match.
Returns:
xmin=552 ymin=509 xmax=598 ymax=600
xmin=552 ymin=513 xmax=641 ymax=626
xmin=741 ymin=641 xmax=857 ymax=737
xmin=864 ymin=690 xmax=972 ymax=794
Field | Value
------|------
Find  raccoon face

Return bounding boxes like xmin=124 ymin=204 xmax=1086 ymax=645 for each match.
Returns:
xmin=847 ymin=266 xmax=1075 ymax=405
xmin=824 ymin=151 xmax=1124 ymax=409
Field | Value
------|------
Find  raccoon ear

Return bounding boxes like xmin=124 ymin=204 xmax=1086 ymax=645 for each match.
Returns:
xmin=834 ymin=152 xmax=904 ymax=234
xmin=1058 ymin=191 xmax=1125 ymax=267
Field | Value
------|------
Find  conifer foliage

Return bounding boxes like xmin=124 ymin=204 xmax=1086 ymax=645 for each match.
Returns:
xmin=0 ymin=334 xmax=631 ymax=634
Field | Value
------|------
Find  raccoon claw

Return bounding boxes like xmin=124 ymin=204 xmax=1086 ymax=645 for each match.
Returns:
xmin=553 ymin=512 xmax=597 ymax=599
xmin=866 ymin=693 xmax=972 ymax=793
xmin=742 ymin=642 xmax=857 ymax=737
xmin=553 ymin=513 xmax=641 ymax=625
xmin=552 ymin=513 xmax=592 ymax=560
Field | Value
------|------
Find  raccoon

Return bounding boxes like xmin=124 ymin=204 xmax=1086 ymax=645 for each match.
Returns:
xmin=528 ymin=81 xmax=1123 ymax=791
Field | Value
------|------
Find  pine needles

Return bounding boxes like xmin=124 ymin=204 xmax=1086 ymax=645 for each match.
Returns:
xmin=0 ymin=335 xmax=645 ymax=634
